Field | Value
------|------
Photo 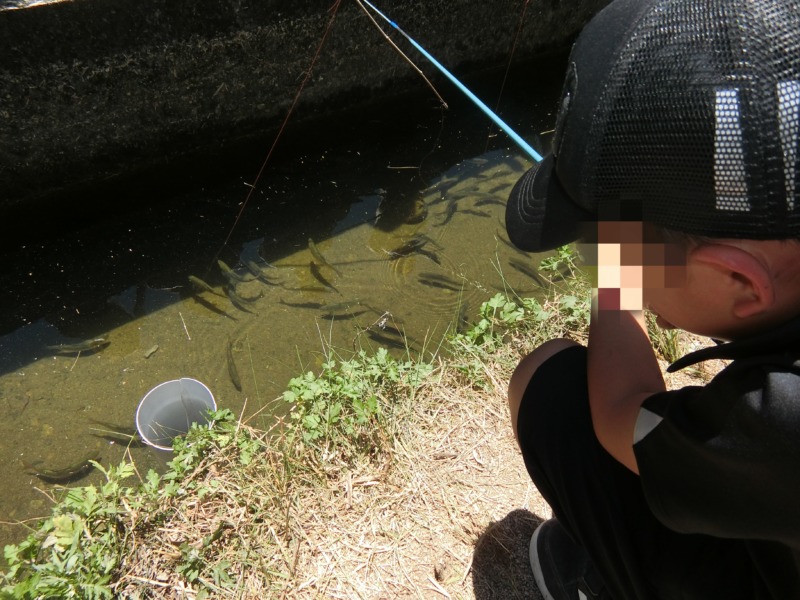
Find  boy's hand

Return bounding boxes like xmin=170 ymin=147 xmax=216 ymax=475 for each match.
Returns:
xmin=585 ymin=222 xmax=667 ymax=474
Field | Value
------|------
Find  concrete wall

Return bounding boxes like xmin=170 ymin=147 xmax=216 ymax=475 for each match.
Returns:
xmin=0 ymin=0 xmax=610 ymax=208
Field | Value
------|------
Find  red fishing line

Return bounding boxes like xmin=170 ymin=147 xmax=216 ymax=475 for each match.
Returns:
xmin=216 ymin=0 xmax=344 ymax=258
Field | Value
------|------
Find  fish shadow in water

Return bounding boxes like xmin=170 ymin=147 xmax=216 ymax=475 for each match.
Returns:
xmin=22 ymin=457 xmax=101 ymax=484
xmin=91 ymin=432 xmax=148 ymax=449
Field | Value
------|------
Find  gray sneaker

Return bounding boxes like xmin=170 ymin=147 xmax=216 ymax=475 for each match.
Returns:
xmin=530 ymin=519 xmax=611 ymax=600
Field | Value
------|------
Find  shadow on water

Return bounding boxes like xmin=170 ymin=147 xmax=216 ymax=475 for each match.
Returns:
xmin=0 ymin=54 xmax=568 ymax=550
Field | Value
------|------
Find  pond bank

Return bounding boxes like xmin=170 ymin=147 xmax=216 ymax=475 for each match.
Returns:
xmin=1 ymin=258 xmax=725 ymax=598
xmin=1 ymin=266 xmax=593 ymax=597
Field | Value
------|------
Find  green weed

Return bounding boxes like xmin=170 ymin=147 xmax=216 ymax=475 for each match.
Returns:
xmin=538 ymin=244 xmax=583 ymax=280
xmin=2 ymin=461 xmax=136 ymax=599
xmin=283 ymin=348 xmax=433 ymax=455
xmin=449 ymin=272 xmax=590 ymax=390
xmin=646 ymin=312 xmax=684 ymax=363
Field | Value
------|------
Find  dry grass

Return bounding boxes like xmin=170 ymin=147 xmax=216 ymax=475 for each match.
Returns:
xmin=108 ymin=290 xmax=724 ymax=599
xmin=109 ymin=319 xmax=563 ymax=598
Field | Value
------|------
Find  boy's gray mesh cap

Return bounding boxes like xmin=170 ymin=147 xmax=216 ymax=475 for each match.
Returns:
xmin=506 ymin=0 xmax=800 ymax=252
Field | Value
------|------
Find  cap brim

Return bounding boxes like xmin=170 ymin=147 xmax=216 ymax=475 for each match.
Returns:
xmin=505 ymin=155 xmax=593 ymax=252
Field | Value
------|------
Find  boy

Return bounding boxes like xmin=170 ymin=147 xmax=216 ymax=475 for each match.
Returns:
xmin=503 ymin=0 xmax=800 ymax=598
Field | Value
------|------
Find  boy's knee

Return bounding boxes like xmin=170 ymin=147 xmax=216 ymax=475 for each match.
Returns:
xmin=508 ymin=338 xmax=581 ymax=443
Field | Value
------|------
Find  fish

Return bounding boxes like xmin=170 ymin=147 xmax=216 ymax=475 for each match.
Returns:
xmin=386 ymin=236 xmax=428 ymax=259
xmin=473 ymin=197 xmax=505 ymax=208
xmin=364 ymin=321 xmax=419 ymax=350
xmin=244 ymin=259 xmax=279 ymax=285
xmin=46 ymin=337 xmax=110 ymax=355
xmin=461 ymin=208 xmax=491 ymax=218
xmin=319 ymin=300 xmax=363 ymax=313
xmin=417 ymin=248 xmax=442 ymax=265
xmin=386 ymin=234 xmax=444 ymax=260
xmin=319 ymin=300 xmax=367 ymax=320
xmin=508 ymin=259 xmax=547 ymax=288
xmin=486 ymin=183 xmax=511 ymax=195
xmin=88 ymin=418 xmax=138 ymax=438
xmin=308 ymin=238 xmax=341 ymax=276
xmin=418 ymin=273 xmax=463 ymax=292
xmin=226 ymin=339 xmax=242 ymax=392
xmin=375 ymin=320 xmax=405 ymax=339
xmin=218 ymin=259 xmax=255 ymax=284
xmin=226 ymin=285 xmax=262 ymax=313
xmin=423 ymin=176 xmax=459 ymax=198
xmin=278 ymin=299 xmax=325 ymax=310
xmin=366 ymin=330 xmax=407 ymax=350
xmin=416 ymin=234 xmax=444 ymax=250
xmin=23 ymin=452 xmax=100 ymax=483
xmin=87 ymin=419 xmax=145 ymax=447
xmin=437 ymin=200 xmax=458 ymax=226
xmin=454 ymin=302 xmax=470 ymax=333
xmin=309 ymin=261 xmax=340 ymax=294
xmin=405 ymin=198 xmax=428 ymax=224
xmin=91 ymin=432 xmax=146 ymax=448
xmin=192 ymin=295 xmax=238 ymax=321
xmin=188 ymin=275 xmax=226 ymax=298
xmin=281 ymin=285 xmax=329 ymax=293
xmin=320 ymin=309 xmax=367 ymax=321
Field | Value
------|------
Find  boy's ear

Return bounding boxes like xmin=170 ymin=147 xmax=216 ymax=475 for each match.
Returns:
xmin=689 ymin=244 xmax=775 ymax=318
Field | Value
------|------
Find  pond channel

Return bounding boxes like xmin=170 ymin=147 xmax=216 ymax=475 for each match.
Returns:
xmin=0 ymin=55 xmax=567 ymax=549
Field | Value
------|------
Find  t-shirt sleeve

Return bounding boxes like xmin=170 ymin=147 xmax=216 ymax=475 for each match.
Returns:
xmin=633 ymin=358 xmax=800 ymax=546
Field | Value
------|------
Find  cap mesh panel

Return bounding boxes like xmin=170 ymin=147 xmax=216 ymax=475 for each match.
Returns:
xmin=584 ymin=0 xmax=800 ymax=239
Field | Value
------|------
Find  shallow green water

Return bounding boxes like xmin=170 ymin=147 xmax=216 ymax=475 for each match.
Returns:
xmin=0 ymin=58 xmax=565 ymax=550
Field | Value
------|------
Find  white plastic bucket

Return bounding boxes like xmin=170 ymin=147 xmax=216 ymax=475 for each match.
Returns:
xmin=135 ymin=378 xmax=216 ymax=451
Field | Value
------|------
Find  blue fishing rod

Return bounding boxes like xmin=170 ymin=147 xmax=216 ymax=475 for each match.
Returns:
xmin=359 ymin=0 xmax=543 ymax=163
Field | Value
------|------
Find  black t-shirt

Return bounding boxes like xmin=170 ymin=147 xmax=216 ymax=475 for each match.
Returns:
xmin=634 ymin=316 xmax=800 ymax=598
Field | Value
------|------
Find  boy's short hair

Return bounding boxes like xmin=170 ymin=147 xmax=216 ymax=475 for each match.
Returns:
xmin=506 ymin=0 xmax=800 ymax=253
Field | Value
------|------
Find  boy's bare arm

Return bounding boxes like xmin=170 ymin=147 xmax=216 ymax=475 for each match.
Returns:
xmin=587 ymin=285 xmax=666 ymax=475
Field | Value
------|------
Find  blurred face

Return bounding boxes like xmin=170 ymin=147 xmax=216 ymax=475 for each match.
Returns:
xmin=640 ymin=242 xmax=692 ymax=330
xmin=642 ymin=270 xmax=731 ymax=338
xmin=650 ymin=238 xmax=800 ymax=340
xmin=588 ymin=222 xmax=800 ymax=340
xmin=584 ymin=221 xmax=687 ymax=308
xmin=585 ymin=221 xmax=738 ymax=339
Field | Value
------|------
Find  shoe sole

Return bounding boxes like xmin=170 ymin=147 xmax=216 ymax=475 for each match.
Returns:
xmin=530 ymin=521 xmax=589 ymax=600
xmin=530 ymin=521 xmax=557 ymax=600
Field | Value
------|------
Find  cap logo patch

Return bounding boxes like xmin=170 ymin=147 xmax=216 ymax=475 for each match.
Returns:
xmin=714 ymin=89 xmax=750 ymax=212
xmin=714 ymin=83 xmax=800 ymax=214
xmin=778 ymin=80 xmax=800 ymax=211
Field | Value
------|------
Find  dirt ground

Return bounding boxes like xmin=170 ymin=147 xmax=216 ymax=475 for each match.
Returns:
xmin=108 ymin=327 xmax=727 ymax=599
xmin=286 ymin=332 xmax=726 ymax=599
xmin=288 ymin=351 xmax=550 ymax=599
